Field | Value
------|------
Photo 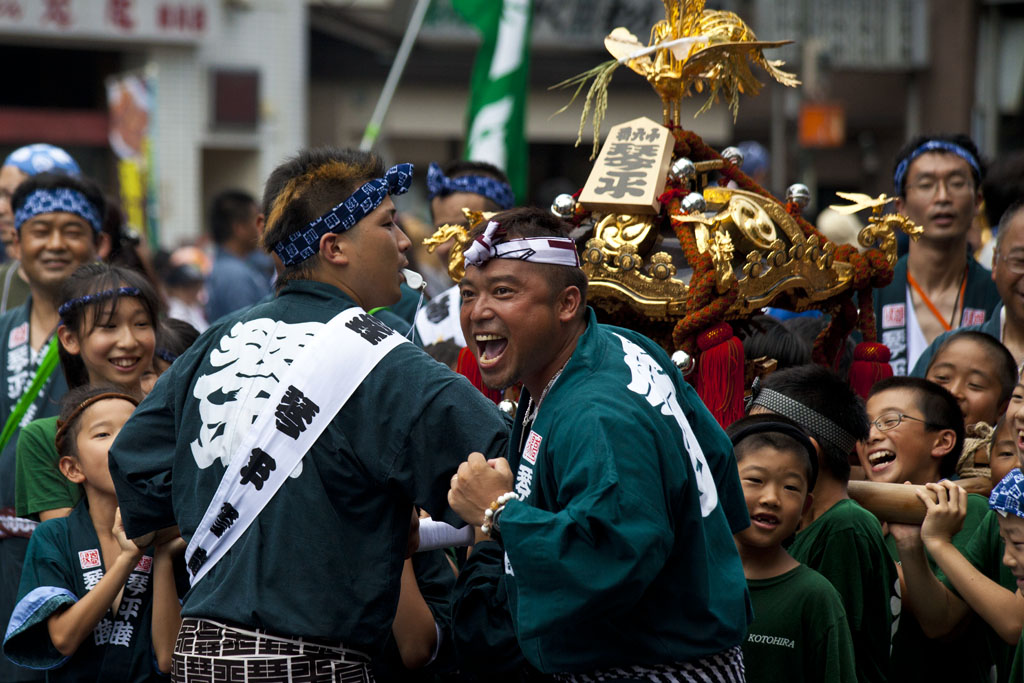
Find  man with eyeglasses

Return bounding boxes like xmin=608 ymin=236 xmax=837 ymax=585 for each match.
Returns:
xmin=874 ymin=134 xmax=1001 ymax=376
xmin=911 ymin=200 xmax=1024 ymax=375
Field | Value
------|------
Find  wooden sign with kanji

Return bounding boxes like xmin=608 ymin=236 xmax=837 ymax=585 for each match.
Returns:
xmin=578 ymin=117 xmax=674 ymax=215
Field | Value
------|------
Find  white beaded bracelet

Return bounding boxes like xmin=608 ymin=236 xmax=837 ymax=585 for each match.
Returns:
xmin=481 ymin=491 xmax=520 ymax=536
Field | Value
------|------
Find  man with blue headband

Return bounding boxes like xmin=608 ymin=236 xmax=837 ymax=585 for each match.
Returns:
xmin=108 ymin=147 xmax=510 ymax=681
xmin=415 ymin=160 xmax=515 ymax=346
xmin=0 ymin=169 xmax=104 ymax=683
xmin=0 ymin=144 xmax=82 ymax=315
xmin=874 ymin=134 xmax=1000 ymax=376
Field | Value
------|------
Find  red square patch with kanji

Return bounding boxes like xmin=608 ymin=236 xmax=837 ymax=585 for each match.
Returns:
xmin=882 ymin=304 xmax=905 ymax=329
xmin=9 ymin=322 xmax=27 ymax=347
xmin=524 ymin=431 xmax=542 ymax=465
xmin=79 ymin=549 xmax=101 ymax=569
xmin=134 ymin=556 xmax=152 ymax=573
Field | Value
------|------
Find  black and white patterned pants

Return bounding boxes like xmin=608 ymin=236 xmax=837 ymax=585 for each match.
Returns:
xmin=172 ymin=617 xmax=374 ymax=683
xmin=553 ymin=645 xmax=745 ymax=683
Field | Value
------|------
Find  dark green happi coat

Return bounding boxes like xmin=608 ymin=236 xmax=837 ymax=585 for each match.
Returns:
xmin=108 ymin=280 xmax=509 ymax=655
xmin=489 ymin=310 xmax=751 ymax=674
xmin=2 ymin=504 xmax=160 ymax=682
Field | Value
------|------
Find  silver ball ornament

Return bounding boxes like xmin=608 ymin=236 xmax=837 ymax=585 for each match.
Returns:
xmin=550 ymin=193 xmax=576 ymax=219
xmin=668 ymin=158 xmax=696 ymax=184
xmin=498 ymin=399 xmax=517 ymax=416
xmin=671 ymin=350 xmax=695 ymax=376
xmin=786 ymin=183 xmax=811 ymax=209
xmin=681 ymin=192 xmax=706 ymax=214
xmin=721 ymin=146 xmax=744 ymax=166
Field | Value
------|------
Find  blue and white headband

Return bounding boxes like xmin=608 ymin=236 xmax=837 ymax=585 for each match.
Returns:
xmin=990 ymin=468 xmax=1024 ymax=519
xmin=58 ymin=286 xmax=142 ymax=321
xmin=273 ymin=163 xmax=413 ymax=267
xmin=15 ymin=187 xmax=102 ymax=233
xmin=3 ymin=143 xmax=80 ymax=176
xmin=427 ymin=162 xmax=514 ymax=211
xmin=893 ymin=140 xmax=981 ymax=195
xmin=464 ymin=220 xmax=581 ymax=270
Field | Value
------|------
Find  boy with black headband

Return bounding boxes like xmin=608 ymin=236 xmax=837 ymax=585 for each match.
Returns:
xmin=749 ymin=364 xmax=896 ymax=683
xmin=728 ymin=414 xmax=856 ymax=683
xmin=449 ymin=207 xmax=750 ymax=680
xmin=875 ymin=134 xmax=1000 ymax=376
xmin=0 ymin=170 xmax=107 ymax=683
xmin=108 ymin=148 xmax=510 ymax=681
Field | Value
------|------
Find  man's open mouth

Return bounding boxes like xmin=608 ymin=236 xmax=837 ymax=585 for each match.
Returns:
xmin=475 ymin=334 xmax=508 ymax=366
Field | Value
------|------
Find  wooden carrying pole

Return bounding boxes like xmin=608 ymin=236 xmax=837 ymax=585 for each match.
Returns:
xmin=848 ymin=477 xmax=991 ymax=525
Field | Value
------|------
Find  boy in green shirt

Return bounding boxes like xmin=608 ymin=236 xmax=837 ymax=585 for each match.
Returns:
xmin=750 ymin=365 xmax=897 ymax=683
xmin=727 ymin=414 xmax=856 ymax=683
xmin=861 ymin=376 xmax=993 ymax=681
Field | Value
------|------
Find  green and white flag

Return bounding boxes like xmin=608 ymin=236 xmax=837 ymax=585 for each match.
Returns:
xmin=453 ymin=0 xmax=532 ymax=203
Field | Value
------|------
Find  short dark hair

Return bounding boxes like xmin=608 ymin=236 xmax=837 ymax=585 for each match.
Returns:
xmin=756 ymin=364 xmax=869 ymax=482
xmin=870 ymin=376 xmax=965 ymax=478
xmin=209 ymin=189 xmax=257 ymax=244
xmin=739 ymin=315 xmax=811 ymax=370
xmin=12 ymin=171 xmax=106 ymax=244
xmin=728 ymin=413 xmax=818 ymax=491
xmin=157 ymin=318 xmax=200 ymax=360
xmin=467 ymin=206 xmax=587 ymax=311
xmin=439 ymin=160 xmax=510 ymax=212
xmin=927 ymin=330 xmax=1018 ymax=407
xmin=57 ymin=263 xmax=161 ymax=390
xmin=261 ymin=147 xmax=386 ymax=287
xmin=893 ymin=133 xmax=984 ymax=197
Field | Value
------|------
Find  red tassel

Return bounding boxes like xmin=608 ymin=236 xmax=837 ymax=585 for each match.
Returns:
xmin=695 ymin=322 xmax=745 ymax=428
xmin=456 ymin=347 xmax=503 ymax=405
xmin=849 ymin=342 xmax=892 ymax=399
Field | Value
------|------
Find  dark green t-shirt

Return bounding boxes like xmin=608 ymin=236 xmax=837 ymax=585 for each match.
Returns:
xmin=15 ymin=416 xmax=79 ymax=520
xmin=744 ymin=564 xmax=856 ymax=683
xmin=498 ymin=312 xmax=751 ymax=673
xmin=939 ymin=509 xmax=1019 ymax=683
xmin=885 ymin=492 xmax=992 ymax=683
xmin=788 ymin=498 xmax=897 ymax=683
xmin=108 ymin=280 xmax=509 ymax=655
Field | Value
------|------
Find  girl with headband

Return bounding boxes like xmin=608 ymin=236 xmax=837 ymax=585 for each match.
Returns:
xmin=15 ymin=263 xmax=159 ymax=524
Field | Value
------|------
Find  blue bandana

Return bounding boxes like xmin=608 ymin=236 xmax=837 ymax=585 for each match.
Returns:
xmin=273 ymin=163 xmax=413 ymax=267
xmin=893 ymin=140 xmax=981 ymax=195
xmin=15 ymin=188 xmax=102 ymax=232
xmin=58 ymin=287 xmax=142 ymax=321
xmin=3 ymin=143 xmax=80 ymax=176
xmin=989 ymin=468 xmax=1024 ymax=519
xmin=426 ymin=162 xmax=514 ymax=211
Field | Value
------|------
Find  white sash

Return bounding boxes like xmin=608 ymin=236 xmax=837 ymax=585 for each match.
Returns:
xmin=185 ymin=306 xmax=409 ymax=586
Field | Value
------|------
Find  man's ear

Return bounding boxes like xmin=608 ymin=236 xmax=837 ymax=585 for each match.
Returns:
xmin=555 ymin=285 xmax=582 ymax=323
xmin=59 ymin=455 xmax=85 ymax=484
xmin=95 ymin=231 xmax=112 ymax=262
xmin=930 ymin=429 xmax=957 ymax=460
xmin=57 ymin=324 xmax=80 ymax=355
xmin=802 ymin=492 xmax=814 ymax=516
xmin=319 ymin=232 xmax=349 ymax=267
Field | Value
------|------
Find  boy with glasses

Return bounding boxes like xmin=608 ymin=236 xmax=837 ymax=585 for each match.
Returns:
xmin=875 ymin=134 xmax=1000 ymax=376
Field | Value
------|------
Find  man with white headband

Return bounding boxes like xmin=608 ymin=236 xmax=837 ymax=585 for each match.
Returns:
xmin=108 ymin=147 xmax=510 ymax=681
xmin=448 ymin=207 xmax=750 ymax=680
xmin=0 ymin=169 xmax=105 ymax=683
xmin=875 ymin=134 xmax=1000 ymax=375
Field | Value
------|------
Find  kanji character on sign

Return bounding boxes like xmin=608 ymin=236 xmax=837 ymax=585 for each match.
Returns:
xmin=188 ymin=546 xmax=207 ymax=576
xmin=125 ymin=572 xmax=149 ymax=596
xmin=109 ymin=621 xmax=134 ymax=647
xmin=594 ymin=171 xmax=648 ymax=199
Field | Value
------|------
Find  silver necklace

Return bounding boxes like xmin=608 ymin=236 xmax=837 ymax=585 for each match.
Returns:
xmin=522 ymin=357 xmax=570 ymax=430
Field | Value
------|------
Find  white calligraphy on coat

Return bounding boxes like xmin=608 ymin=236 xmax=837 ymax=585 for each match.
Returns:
xmin=190 ymin=318 xmax=323 ymax=477
xmin=615 ymin=333 xmax=718 ymax=517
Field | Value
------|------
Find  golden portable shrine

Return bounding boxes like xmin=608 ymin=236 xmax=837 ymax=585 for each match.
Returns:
xmin=426 ymin=0 xmax=921 ymax=428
